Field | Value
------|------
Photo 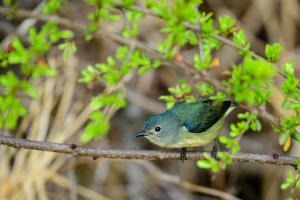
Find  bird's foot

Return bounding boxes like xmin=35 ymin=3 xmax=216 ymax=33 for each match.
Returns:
xmin=211 ymin=139 xmax=220 ymax=161
xmin=180 ymin=147 xmax=187 ymax=163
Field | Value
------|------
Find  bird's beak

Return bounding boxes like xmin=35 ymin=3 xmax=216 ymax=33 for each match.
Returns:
xmin=136 ymin=130 xmax=149 ymax=137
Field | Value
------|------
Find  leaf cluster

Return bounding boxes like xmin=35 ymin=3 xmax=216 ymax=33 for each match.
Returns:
xmin=274 ymin=63 xmax=300 ymax=146
xmin=281 ymin=161 xmax=300 ymax=197
xmin=0 ymin=22 xmax=74 ymax=130
xmin=197 ymin=152 xmax=232 ymax=173
xmin=79 ymin=47 xmax=160 ymax=86
xmin=80 ymin=93 xmax=127 ymax=142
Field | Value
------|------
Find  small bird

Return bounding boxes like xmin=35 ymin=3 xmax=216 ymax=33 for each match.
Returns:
xmin=136 ymin=99 xmax=237 ymax=161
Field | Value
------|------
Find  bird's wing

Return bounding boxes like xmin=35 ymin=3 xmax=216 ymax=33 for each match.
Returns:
xmin=182 ymin=100 xmax=233 ymax=133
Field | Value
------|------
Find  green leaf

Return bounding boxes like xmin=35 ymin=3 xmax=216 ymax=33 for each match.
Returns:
xmin=103 ymin=71 xmax=122 ymax=85
xmin=78 ymin=65 xmax=98 ymax=83
xmin=231 ymin=141 xmax=241 ymax=154
xmin=292 ymin=132 xmax=300 ymax=143
xmin=99 ymin=7 xmax=120 ymax=21
xmin=8 ymin=38 xmax=29 ymax=64
xmin=0 ymin=49 xmax=8 ymax=68
xmin=281 ymin=182 xmax=292 ymax=190
xmin=80 ymin=111 xmax=110 ymax=142
xmin=168 ymin=80 xmax=192 ymax=98
xmin=265 ymin=43 xmax=282 ymax=62
xmin=4 ymin=0 xmax=14 ymax=6
xmin=279 ymin=132 xmax=290 ymax=145
xmin=185 ymin=30 xmax=198 ymax=45
xmin=255 ymin=120 xmax=262 ymax=132
xmin=219 ymin=135 xmax=240 ymax=154
xmin=123 ymin=0 xmax=135 ymax=8
xmin=60 ymin=30 xmax=74 ymax=39
xmin=218 ymin=15 xmax=235 ymax=33
xmin=219 ymin=135 xmax=229 ymax=143
xmin=0 ymin=71 xmax=19 ymax=94
xmin=229 ymin=124 xmax=240 ymax=137
xmin=0 ymin=95 xmax=27 ymax=129
xmin=296 ymin=161 xmax=300 ymax=170
xmin=194 ymin=47 xmax=213 ymax=70
xmin=116 ymin=46 xmax=129 ymax=60
xmin=197 ymin=152 xmax=225 ymax=173
xmin=32 ymin=65 xmax=57 ymax=78
xmin=159 ymin=95 xmax=176 ymax=109
xmin=196 ymin=160 xmax=211 ymax=169
xmin=107 ymin=56 xmax=116 ymax=66
xmin=58 ymin=41 xmax=77 ymax=60
xmin=196 ymin=83 xmax=214 ymax=96
xmin=296 ymin=179 xmax=300 ymax=189
xmin=210 ymin=92 xmax=226 ymax=101
xmin=90 ymin=93 xmax=127 ymax=110
xmin=201 ymin=19 xmax=214 ymax=33
xmin=237 ymin=112 xmax=251 ymax=119
xmin=218 ymin=152 xmax=233 ymax=165
xmin=226 ymin=57 xmax=276 ymax=105
xmin=21 ymin=81 xmax=38 ymax=98
xmin=43 ymin=0 xmax=64 ymax=14
xmin=152 ymin=59 xmax=161 ymax=68
xmin=283 ymin=62 xmax=295 ymax=75
xmin=233 ymin=29 xmax=248 ymax=47
xmin=122 ymin=11 xmax=143 ymax=38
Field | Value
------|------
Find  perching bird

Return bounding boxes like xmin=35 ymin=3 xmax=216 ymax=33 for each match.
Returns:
xmin=136 ymin=99 xmax=237 ymax=161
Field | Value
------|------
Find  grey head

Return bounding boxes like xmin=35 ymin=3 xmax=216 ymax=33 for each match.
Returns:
xmin=136 ymin=111 xmax=180 ymax=147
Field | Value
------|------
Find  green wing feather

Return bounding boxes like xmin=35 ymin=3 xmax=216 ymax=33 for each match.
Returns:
xmin=170 ymin=99 xmax=233 ymax=133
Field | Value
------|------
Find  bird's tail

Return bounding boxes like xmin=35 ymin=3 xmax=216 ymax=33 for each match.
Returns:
xmin=223 ymin=99 xmax=238 ymax=107
xmin=223 ymin=99 xmax=238 ymax=116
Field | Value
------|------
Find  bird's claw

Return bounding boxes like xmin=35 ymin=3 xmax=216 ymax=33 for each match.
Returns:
xmin=180 ymin=147 xmax=187 ymax=163
xmin=211 ymin=139 xmax=220 ymax=161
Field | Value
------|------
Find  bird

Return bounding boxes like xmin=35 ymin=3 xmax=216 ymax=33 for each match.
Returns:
xmin=136 ymin=98 xmax=237 ymax=162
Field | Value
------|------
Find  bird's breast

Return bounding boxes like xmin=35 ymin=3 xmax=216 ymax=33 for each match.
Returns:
xmin=163 ymin=117 xmax=225 ymax=148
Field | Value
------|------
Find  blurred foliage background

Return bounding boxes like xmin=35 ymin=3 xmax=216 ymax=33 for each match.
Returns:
xmin=1 ymin=0 xmax=300 ymax=200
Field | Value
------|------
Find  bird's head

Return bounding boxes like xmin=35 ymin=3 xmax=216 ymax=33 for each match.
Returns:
xmin=136 ymin=112 xmax=180 ymax=147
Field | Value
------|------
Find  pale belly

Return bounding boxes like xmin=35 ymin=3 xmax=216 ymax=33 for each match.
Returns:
xmin=161 ymin=117 xmax=225 ymax=148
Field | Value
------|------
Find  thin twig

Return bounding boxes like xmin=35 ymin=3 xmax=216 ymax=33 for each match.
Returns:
xmin=0 ymin=1 xmax=46 ymax=48
xmin=134 ymin=160 xmax=241 ymax=200
xmin=194 ymin=6 xmax=205 ymax=63
xmin=50 ymin=172 xmax=111 ymax=200
xmin=0 ymin=135 xmax=298 ymax=167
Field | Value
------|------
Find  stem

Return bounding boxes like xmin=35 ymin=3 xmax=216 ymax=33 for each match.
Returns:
xmin=0 ymin=135 xmax=298 ymax=167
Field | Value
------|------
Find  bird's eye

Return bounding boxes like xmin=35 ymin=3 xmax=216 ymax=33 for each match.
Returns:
xmin=155 ymin=126 xmax=161 ymax=132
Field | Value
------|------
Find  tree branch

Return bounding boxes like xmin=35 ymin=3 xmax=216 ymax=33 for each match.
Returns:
xmin=0 ymin=135 xmax=298 ymax=167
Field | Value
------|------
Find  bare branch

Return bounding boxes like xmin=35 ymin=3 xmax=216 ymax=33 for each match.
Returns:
xmin=0 ymin=135 xmax=298 ymax=167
